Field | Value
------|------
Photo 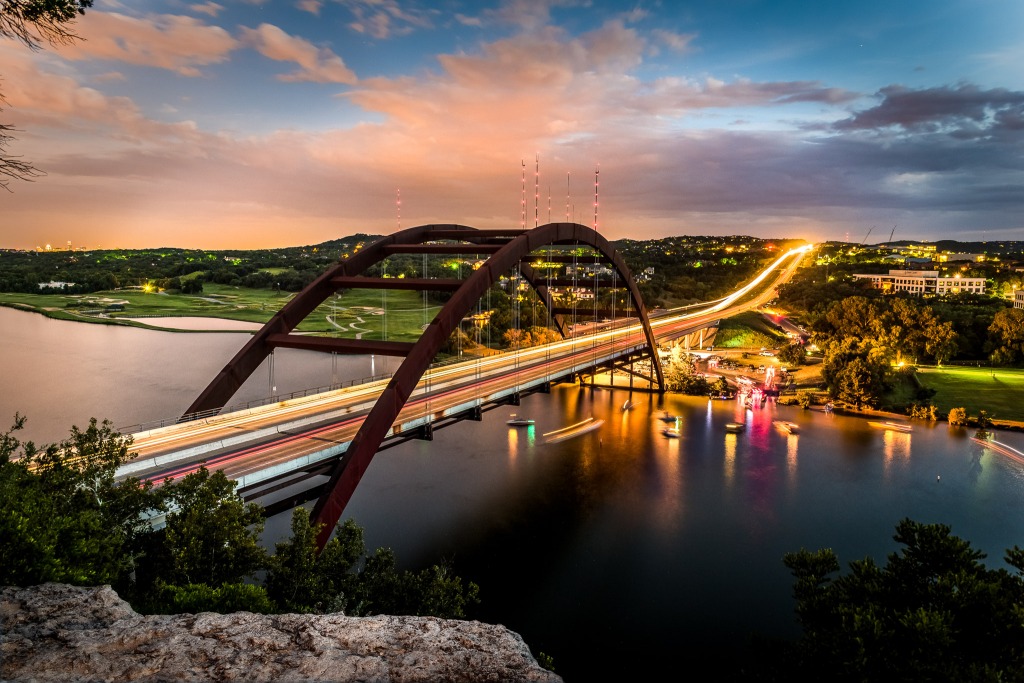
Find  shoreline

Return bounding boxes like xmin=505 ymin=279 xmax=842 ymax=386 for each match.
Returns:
xmin=0 ymin=301 xmax=261 ymax=333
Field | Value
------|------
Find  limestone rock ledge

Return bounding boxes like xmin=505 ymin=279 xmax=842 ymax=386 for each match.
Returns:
xmin=1 ymin=584 xmax=563 ymax=683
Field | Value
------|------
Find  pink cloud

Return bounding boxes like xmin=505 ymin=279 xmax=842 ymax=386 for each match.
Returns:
xmin=240 ymin=23 xmax=357 ymax=84
xmin=60 ymin=11 xmax=238 ymax=76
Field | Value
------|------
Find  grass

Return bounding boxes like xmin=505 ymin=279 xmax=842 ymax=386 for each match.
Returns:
xmin=915 ymin=365 xmax=1024 ymax=422
xmin=0 ymin=285 xmax=442 ymax=339
xmin=713 ymin=311 xmax=789 ymax=349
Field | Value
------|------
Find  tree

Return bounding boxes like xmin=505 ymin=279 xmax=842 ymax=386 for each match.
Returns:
xmin=0 ymin=414 xmax=159 ymax=588
xmin=265 ymin=508 xmax=364 ymax=614
xmin=662 ymin=346 xmax=711 ymax=395
xmin=777 ymin=342 xmax=806 ymax=366
xmin=1 ymin=1 xmax=92 ymax=189
xmin=144 ymin=466 xmax=267 ymax=589
xmin=266 ymin=507 xmax=480 ymax=619
xmin=766 ymin=519 xmax=1024 ymax=682
xmin=948 ymin=406 xmax=967 ymax=426
xmin=987 ymin=308 xmax=1024 ymax=366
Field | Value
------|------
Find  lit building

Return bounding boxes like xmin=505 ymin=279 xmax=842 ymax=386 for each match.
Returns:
xmin=1015 ymin=290 xmax=1024 ymax=309
xmin=852 ymin=269 xmax=986 ymax=296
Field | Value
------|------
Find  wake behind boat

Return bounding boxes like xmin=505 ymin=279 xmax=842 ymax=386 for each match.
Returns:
xmin=971 ymin=436 xmax=1024 ymax=465
xmin=544 ymin=417 xmax=605 ymax=444
xmin=869 ymin=421 xmax=913 ymax=433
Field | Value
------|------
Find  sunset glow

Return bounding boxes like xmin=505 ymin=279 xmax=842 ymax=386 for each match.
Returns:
xmin=2 ymin=0 xmax=1023 ymax=249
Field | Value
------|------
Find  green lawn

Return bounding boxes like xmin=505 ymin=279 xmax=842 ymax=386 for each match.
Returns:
xmin=916 ymin=365 xmax=1024 ymax=422
xmin=0 ymin=285 xmax=442 ymax=340
xmin=713 ymin=311 xmax=788 ymax=349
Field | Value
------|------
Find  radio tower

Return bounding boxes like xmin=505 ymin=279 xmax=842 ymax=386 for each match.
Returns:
xmin=566 ymin=172 xmax=570 ymax=223
xmin=593 ymin=165 xmax=600 ymax=233
xmin=396 ymin=188 xmax=401 ymax=230
xmin=520 ymin=160 xmax=526 ymax=229
xmin=534 ymin=153 xmax=539 ymax=228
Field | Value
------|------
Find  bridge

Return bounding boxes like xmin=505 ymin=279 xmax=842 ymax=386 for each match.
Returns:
xmin=117 ymin=224 xmax=812 ymax=547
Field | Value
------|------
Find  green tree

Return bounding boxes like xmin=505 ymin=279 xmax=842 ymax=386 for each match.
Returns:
xmin=0 ymin=415 xmax=159 ymax=587
xmin=148 ymin=466 xmax=267 ymax=588
xmin=1 ymin=1 xmax=92 ymax=188
xmin=987 ymin=308 xmax=1024 ymax=366
xmin=777 ymin=342 xmax=806 ymax=366
xmin=768 ymin=519 xmax=1024 ymax=682
xmin=820 ymin=338 xmax=891 ymax=409
xmin=265 ymin=508 xmax=364 ymax=614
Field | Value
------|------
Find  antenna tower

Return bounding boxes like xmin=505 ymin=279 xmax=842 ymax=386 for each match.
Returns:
xmin=520 ymin=161 xmax=526 ymax=229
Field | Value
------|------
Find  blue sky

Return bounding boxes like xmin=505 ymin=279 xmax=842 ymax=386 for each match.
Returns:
xmin=2 ymin=0 xmax=1023 ymax=248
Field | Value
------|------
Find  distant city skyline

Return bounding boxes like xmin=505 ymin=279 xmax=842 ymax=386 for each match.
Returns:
xmin=2 ymin=0 xmax=1023 ymax=249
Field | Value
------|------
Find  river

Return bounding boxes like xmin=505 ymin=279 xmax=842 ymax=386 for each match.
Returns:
xmin=4 ymin=305 xmax=1024 ymax=680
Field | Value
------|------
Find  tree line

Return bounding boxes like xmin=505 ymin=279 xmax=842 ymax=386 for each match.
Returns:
xmin=0 ymin=415 xmax=479 ymax=619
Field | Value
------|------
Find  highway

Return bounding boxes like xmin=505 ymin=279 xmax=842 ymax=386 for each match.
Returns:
xmin=117 ymin=243 xmax=813 ymax=492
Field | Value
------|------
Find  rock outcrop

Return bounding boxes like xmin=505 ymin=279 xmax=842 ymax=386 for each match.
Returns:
xmin=1 ymin=584 xmax=562 ymax=683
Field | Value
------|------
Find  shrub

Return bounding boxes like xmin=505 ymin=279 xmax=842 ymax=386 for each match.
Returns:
xmin=948 ymin=406 xmax=967 ymax=426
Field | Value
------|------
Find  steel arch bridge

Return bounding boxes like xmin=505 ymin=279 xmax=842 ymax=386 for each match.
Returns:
xmin=184 ymin=223 xmax=663 ymax=548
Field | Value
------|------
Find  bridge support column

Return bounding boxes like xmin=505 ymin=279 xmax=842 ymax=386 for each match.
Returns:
xmin=418 ymin=423 xmax=433 ymax=441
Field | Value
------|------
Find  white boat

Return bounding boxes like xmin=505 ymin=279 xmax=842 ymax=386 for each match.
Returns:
xmin=661 ymin=428 xmax=681 ymax=438
xmin=623 ymin=399 xmax=635 ymax=411
xmin=544 ymin=417 xmax=605 ymax=444
xmin=773 ymin=420 xmax=800 ymax=434
xmin=725 ymin=422 xmax=745 ymax=433
xmin=506 ymin=414 xmax=535 ymax=427
xmin=658 ymin=412 xmax=678 ymax=423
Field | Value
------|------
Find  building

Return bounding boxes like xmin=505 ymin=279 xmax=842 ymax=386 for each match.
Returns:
xmin=852 ymin=269 xmax=986 ymax=296
xmin=1015 ymin=290 xmax=1024 ymax=309
xmin=937 ymin=253 xmax=985 ymax=263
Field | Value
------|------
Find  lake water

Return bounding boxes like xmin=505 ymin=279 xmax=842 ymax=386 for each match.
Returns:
xmin=4 ymin=305 xmax=1024 ymax=680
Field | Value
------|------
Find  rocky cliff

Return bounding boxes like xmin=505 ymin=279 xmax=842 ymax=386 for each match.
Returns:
xmin=1 ymin=584 xmax=562 ymax=683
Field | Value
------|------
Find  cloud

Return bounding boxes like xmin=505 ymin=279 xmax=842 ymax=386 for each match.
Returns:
xmin=60 ymin=11 xmax=238 ymax=76
xmin=240 ymin=23 xmax=357 ymax=84
xmin=834 ymin=84 xmax=1024 ymax=135
xmin=297 ymin=0 xmax=322 ymax=15
xmin=338 ymin=0 xmax=435 ymax=39
xmin=651 ymin=29 xmax=696 ymax=53
xmin=189 ymin=2 xmax=223 ymax=17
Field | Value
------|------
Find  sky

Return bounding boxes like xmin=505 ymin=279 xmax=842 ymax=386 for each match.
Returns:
xmin=2 ymin=0 xmax=1023 ymax=250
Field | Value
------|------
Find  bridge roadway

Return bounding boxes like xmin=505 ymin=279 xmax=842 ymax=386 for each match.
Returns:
xmin=117 ymin=244 xmax=812 ymax=502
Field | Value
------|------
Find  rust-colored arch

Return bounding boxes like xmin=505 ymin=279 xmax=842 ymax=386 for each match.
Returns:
xmin=309 ymin=222 xmax=662 ymax=548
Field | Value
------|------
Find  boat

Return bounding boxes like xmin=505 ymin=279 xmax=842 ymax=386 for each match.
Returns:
xmin=658 ymin=411 xmax=678 ymax=423
xmin=774 ymin=420 xmax=800 ymax=434
xmin=725 ymin=422 xmax=745 ymax=433
xmin=622 ymin=399 xmax=635 ymax=411
xmin=661 ymin=428 xmax=681 ymax=438
xmin=868 ymin=421 xmax=913 ymax=433
xmin=544 ymin=417 xmax=605 ymax=444
xmin=506 ymin=414 xmax=535 ymax=427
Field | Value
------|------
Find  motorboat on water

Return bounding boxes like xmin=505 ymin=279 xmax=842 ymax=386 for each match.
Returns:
xmin=773 ymin=420 xmax=800 ymax=434
xmin=869 ymin=421 xmax=913 ymax=433
xmin=507 ymin=414 xmax=535 ymax=427
xmin=725 ymin=422 xmax=745 ymax=433
xmin=661 ymin=427 xmax=681 ymax=438
xmin=658 ymin=411 xmax=678 ymax=423
xmin=623 ymin=399 xmax=636 ymax=411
